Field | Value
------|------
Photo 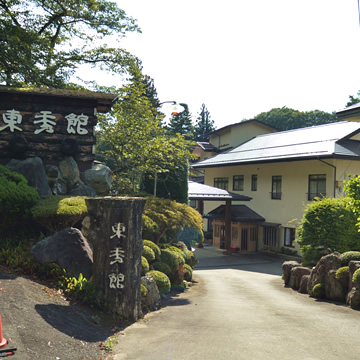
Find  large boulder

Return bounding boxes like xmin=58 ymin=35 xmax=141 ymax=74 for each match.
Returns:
xmin=46 ymin=165 xmax=67 ymax=195
xmin=6 ymin=157 xmax=51 ymax=196
xmin=81 ymin=163 xmax=112 ymax=195
xmin=30 ymin=227 xmax=93 ymax=279
xmin=69 ymin=184 xmax=97 ymax=197
xmin=299 ymin=274 xmax=310 ymax=294
xmin=289 ymin=266 xmax=311 ymax=290
xmin=347 ymin=288 xmax=360 ymax=309
xmin=141 ymin=276 xmax=161 ymax=312
xmin=59 ymin=156 xmax=82 ymax=191
xmin=326 ymin=269 xmax=346 ymax=302
xmin=282 ymin=261 xmax=301 ymax=286
xmin=307 ymin=253 xmax=341 ymax=296
xmin=348 ymin=261 xmax=360 ymax=291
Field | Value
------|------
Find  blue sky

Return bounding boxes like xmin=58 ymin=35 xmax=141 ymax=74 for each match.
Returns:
xmin=86 ymin=0 xmax=360 ymax=128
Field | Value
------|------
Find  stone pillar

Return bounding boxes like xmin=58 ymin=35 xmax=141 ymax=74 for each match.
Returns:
xmin=83 ymin=197 xmax=146 ymax=322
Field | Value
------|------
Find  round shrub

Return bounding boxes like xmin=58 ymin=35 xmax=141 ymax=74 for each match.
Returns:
xmin=143 ymin=240 xmax=161 ymax=261
xmin=142 ymin=245 xmax=155 ymax=263
xmin=152 ymin=262 xmax=172 ymax=278
xmin=340 ymin=251 xmax=360 ymax=266
xmin=0 ymin=165 xmax=39 ymax=231
xmin=140 ymin=284 xmax=148 ymax=297
xmin=146 ymin=270 xmax=171 ymax=294
xmin=160 ymin=248 xmax=185 ymax=273
xmin=185 ymin=250 xmax=198 ymax=268
xmin=141 ymin=256 xmax=149 ymax=276
xmin=312 ymin=283 xmax=326 ymax=298
xmin=335 ymin=266 xmax=350 ymax=288
xmin=353 ymin=268 xmax=360 ymax=288
xmin=183 ymin=263 xmax=193 ymax=281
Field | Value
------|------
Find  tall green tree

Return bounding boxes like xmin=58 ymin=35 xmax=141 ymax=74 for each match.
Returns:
xmin=0 ymin=0 xmax=140 ymax=87
xmin=346 ymin=91 xmax=360 ymax=107
xmin=97 ymin=69 xmax=195 ymax=195
xmin=166 ymin=103 xmax=194 ymax=140
xmin=253 ymin=107 xmax=337 ymax=131
xmin=194 ymin=103 xmax=215 ymax=142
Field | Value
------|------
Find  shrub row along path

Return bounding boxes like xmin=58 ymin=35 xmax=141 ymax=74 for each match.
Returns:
xmin=108 ymin=247 xmax=360 ymax=360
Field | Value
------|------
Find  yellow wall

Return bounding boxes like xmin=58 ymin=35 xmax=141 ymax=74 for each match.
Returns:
xmin=204 ymin=158 xmax=360 ymax=251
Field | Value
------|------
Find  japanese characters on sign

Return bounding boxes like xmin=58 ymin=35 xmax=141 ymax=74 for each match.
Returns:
xmin=0 ymin=109 xmax=89 ymax=135
xmin=108 ymin=222 xmax=127 ymax=290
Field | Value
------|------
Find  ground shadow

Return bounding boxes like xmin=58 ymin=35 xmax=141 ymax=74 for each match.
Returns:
xmin=35 ymin=303 xmax=113 ymax=342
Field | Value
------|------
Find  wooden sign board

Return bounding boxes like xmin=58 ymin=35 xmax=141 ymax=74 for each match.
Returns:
xmin=0 ymin=87 xmax=116 ymax=171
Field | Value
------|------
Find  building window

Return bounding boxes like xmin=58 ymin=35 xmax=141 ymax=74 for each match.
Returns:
xmin=263 ymin=226 xmax=277 ymax=247
xmin=284 ymin=228 xmax=295 ymax=247
xmin=214 ymin=177 xmax=229 ymax=190
xmin=233 ymin=175 xmax=244 ymax=191
xmin=271 ymin=176 xmax=282 ymax=199
xmin=308 ymin=174 xmax=326 ymax=200
xmin=251 ymin=174 xmax=257 ymax=191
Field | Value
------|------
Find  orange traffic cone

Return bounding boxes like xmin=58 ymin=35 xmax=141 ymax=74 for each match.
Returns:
xmin=0 ymin=313 xmax=7 ymax=348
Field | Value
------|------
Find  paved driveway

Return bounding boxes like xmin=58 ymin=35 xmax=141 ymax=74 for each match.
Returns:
xmin=109 ymin=247 xmax=360 ymax=360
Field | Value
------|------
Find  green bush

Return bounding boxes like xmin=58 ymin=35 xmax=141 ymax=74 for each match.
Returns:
xmin=141 ymin=256 xmax=149 ymax=276
xmin=335 ymin=266 xmax=350 ymax=288
xmin=353 ymin=269 xmax=360 ymax=288
xmin=183 ymin=263 xmax=193 ymax=281
xmin=146 ymin=270 xmax=171 ymax=294
xmin=312 ymin=283 xmax=326 ymax=298
xmin=143 ymin=240 xmax=161 ymax=261
xmin=0 ymin=164 xmax=39 ymax=231
xmin=160 ymin=248 xmax=185 ymax=273
xmin=340 ymin=251 xmax=360 ymax=266
xmin=31 ymin=196 xmax=88 ymax=233
xmin=152 ymin=262 xmax=172 ymax=278
xmin=142 ymin=245 xmax=155 ymax=263
xmin=297 ymin=197 xmax=360 ymax=264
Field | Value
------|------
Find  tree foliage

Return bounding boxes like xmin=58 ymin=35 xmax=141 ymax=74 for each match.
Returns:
xmin=166 ymin=103 xmax=194 ymax=140
xmin=0 ymin=0 xmax=140 ymax=87
xmin=194 ymin=103 xmax=215 ymax=142
xmin=346 ymin=90 xmax=360 ymax=107
xmin=97 ymin=69 xmax=195 ymax=194
xmin=297 ymin=197 xmax=360 ymax=265
xmin=142 ymin=197 xmax=204 ymax=244
xmin=253 ymin=107 xmax=337 ymax=131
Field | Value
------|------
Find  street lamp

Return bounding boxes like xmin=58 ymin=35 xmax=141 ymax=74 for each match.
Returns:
xmin=159 ymin=101 xmax=185 ymax=115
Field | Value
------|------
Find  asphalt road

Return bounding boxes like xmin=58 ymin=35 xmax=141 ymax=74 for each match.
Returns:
xmin=108 ymin=247 xmax=360 ymax=360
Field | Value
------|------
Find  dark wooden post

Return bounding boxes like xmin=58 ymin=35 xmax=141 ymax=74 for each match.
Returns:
xmin=224 ymin=199 xmax=232 ymax=253
xmin=197 ymin=200 xmax=204 ymax=215
xmin=83 ymin=197 xmax=145 ymax=321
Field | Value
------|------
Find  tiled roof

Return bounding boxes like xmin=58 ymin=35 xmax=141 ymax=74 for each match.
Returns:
xmin=192 ymin=121 xmax=360 ymax=168
xmin=188 ymin=181 xmax=252 ymax=201
xmin=204 ymin=205 xmax=265 ymax=222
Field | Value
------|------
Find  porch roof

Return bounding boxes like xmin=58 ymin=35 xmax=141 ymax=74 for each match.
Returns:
xmin=188 ymin=181 xmax=252 ymax=201
xmin=204 ymin=205 xmax=265 ymax=223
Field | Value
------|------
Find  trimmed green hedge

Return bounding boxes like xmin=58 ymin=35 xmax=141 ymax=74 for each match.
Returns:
xmin=335 ymin=266 xmax=350 ymax=288
xmin=340 ymin=251 xmax=360 ymax=266
xmin=353 ymin=269 xmax=360 ymax=288
xmin=152 ymin=262 xmax=172 ymax=278
xmin=0 ymin=164 xmax=39 ymax=231
xmin=160 ymin=248 xmax=185 ymax=273
xmin=143 ymin=240 xmax=161 ymax=261
xmin=312 ymin=283 xmax=326 ymax=298
xmin=146 ymin=270 xmax=171 ymax=294
xmin=142 ymin=245 xmax=155 ymax=262
xmin=141 ymin=256 xmax=149 ymax=276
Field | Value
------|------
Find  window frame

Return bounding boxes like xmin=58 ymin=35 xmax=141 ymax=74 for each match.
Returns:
xmin=233 ymin=175 xmax=244 ymax=191
xmin=251 ymin=174 xmax=257 ymax=191
xmin=284 ymin=227 xmax=295 ymax=247
xmin=271 ymin=175 xmax=282 ymax=200
xmin=214 ymin=177 xmax=229 ymax=190
xmin=308 ymin=174 xmax=326 ymax=200
xmin=263 ymin=226 xmax=277 ymax=247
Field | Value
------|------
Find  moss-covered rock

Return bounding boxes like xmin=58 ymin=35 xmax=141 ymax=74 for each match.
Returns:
xmin=31 ymin=195 xmax=87 ymax=233
xmin=353 ymin=268 xmax=360 ymax=288
xmin=142 ymin=245 xmax=155 ymax=262
xmin=335 ymin=266 xmax=350 ymax=288
xmin=143 ymin=240 xmax=161 ymax=261
xmin=146 ymin=270 xmax=171 ymax=295
xmin=312 ymin=283 xmax=326 ymax=298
